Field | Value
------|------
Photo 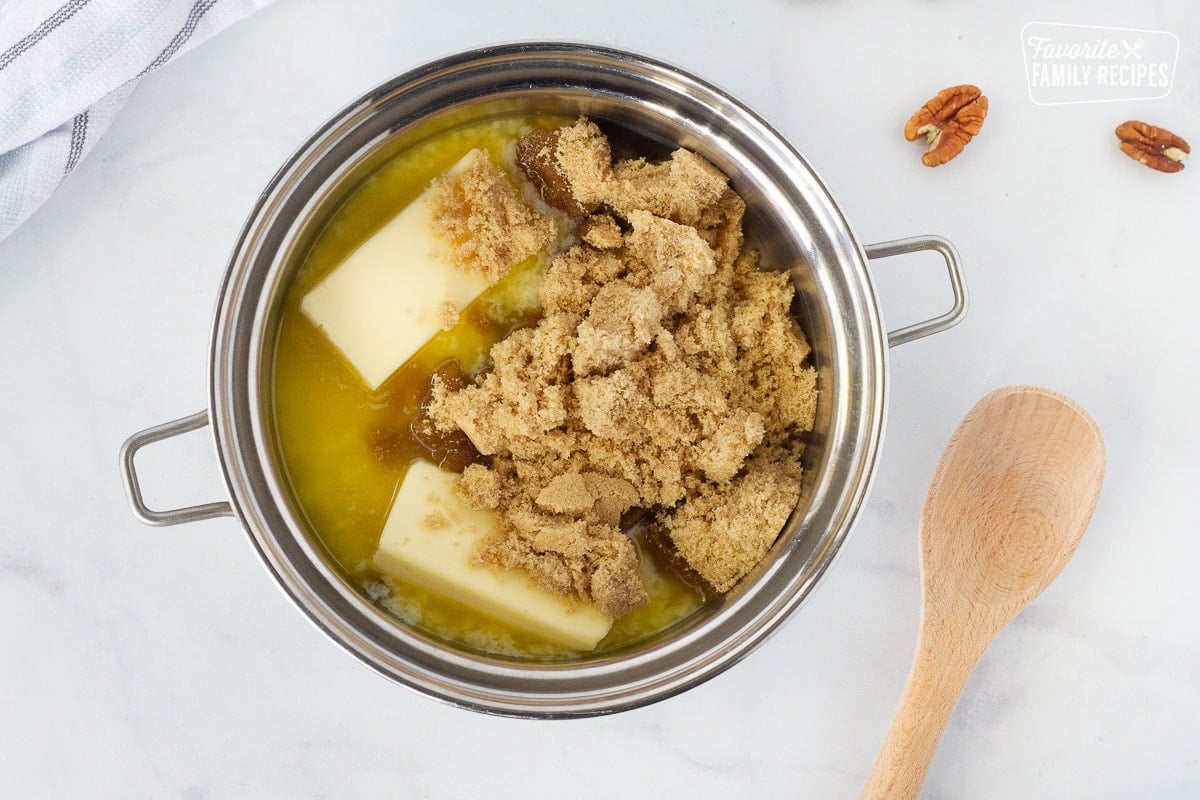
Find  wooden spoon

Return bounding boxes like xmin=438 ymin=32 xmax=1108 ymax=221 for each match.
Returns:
xmin=861 ymin=386 xmax=1106 ymax=800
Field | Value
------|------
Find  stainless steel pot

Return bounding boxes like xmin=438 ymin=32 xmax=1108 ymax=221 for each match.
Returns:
xmin=119 ymin=43 xmax=966 ymax=717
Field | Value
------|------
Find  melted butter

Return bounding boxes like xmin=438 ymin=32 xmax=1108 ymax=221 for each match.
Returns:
xmin=273 ymin=115 xmax=704 ymax=658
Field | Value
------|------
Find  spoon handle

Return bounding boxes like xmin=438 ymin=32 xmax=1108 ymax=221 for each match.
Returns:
xmin=860 ymin=630 xmax=982 ymax=800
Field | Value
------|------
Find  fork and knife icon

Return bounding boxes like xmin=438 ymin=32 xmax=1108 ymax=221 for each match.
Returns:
xmin=1122 ymin=38 xmax=1145 ymax=60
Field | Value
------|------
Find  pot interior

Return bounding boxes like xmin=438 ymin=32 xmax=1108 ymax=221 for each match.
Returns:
xmin=211 ymin=45 xmax=886 ymax=716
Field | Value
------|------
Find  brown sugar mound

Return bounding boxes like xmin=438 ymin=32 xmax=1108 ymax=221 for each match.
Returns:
xmin=578 ymin=213 xmax=624 ymax=250
xmin=434 ymin=300 xmax=459 ymax=332
xmin=536 ymin=472 xmax=640 ymax=528
xmin=430 ymin=120 xmax=818 ymax=616
xmin=549 ymin=119 xmax=728 ymax=225
xmin=475 ymin=506 xmax=647 ymax=618
xmin=427 ymin=150 xmax=555 ymax=283
xmin=663 ymin=447 xmax=802 ymax=592
xmin=573 ymin=282 xmax=663 ymax=377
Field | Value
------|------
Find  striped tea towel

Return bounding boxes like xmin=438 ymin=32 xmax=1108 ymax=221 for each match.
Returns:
xmin=0 ymin=0 xmax=273 ymax=243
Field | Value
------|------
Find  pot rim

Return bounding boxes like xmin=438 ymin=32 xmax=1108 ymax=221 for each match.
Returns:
xmin=205 ymin=42 xmax=893 ymax=717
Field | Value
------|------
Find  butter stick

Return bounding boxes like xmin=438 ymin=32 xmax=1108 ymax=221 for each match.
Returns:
xmin=300 ymin=152 xmax=489 ymax=390
xmin=373 ymin=461 xmax=613 ymax=651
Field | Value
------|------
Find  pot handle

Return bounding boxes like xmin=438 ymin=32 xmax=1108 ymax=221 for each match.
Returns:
xmin=119 ymin=410 xmax=234 ymax=526
xmin=863 ymin=235 xmax=968 ymax=348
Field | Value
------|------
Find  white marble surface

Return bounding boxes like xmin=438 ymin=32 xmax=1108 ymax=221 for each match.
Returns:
xmin=2 ymin=1 xmax=1198 ymax=797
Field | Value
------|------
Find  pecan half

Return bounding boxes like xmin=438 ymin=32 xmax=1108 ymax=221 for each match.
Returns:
xmin=1115 ymin=121 xmax=1190 ymax=173
xmin=905 ymin=85 xmax=988 ymax=167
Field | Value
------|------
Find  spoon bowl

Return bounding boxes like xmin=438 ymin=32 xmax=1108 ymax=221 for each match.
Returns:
xmin=923 ymin=386 xmax=1106 ymax=615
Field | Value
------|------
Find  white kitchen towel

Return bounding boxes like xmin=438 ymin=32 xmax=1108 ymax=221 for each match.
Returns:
xmin=0 ymin=0 xmax=273 ymax=243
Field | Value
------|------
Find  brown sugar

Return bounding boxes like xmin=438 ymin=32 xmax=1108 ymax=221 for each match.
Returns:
xmin=550 ymin=119 xmax=728 ymax=225
xmin=410 ymin=362 xmax=482 ymax=474
xmin=607 ymin=149 xmax=729 ymax=225
xmin=516 ymin=128 xmax=596 ymax=220
xmin=424 ymin=510 xmax=451 ymax=530
xmin=428 ymin=119 xmax=818 ymax=617
xmin=663 ymin=447 xmax=803 ymax=592
xmin=536 ymin=472 xmax=640 ymax=528
xmin=572 ymin=282 xmax=664 ymax=377
xmin=578 ymin=213 xmax=624 ymax=249
xmin=536 ymin=473 xmax=595 ymax=515
xmin=427 ymin=150 xmax=555 ymax=283
xmin=434 ymin=299 xmax=459 ymax=331
xmin=458 ymin=463 xmax=505 ymax=509
xmin=537 ymin=244 xmax=627 ymax=317
xmin=474 ymin=507 xmax=648 ymax=618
